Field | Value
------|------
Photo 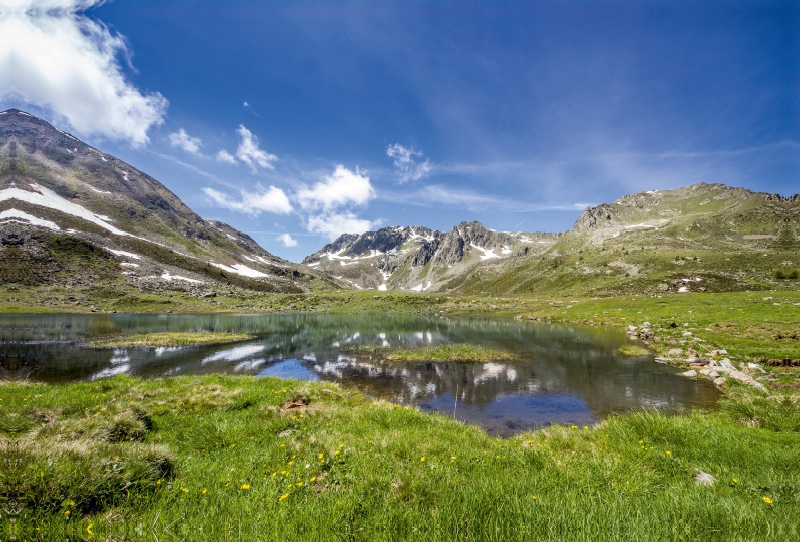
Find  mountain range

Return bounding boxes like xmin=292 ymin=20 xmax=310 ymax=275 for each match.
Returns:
xmin=2 ymin=109 xmax=798 ymax=299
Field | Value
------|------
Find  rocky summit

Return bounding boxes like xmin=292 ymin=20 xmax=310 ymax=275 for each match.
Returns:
xmin=0 ymin=109 xmax=336 ymax=295
xmin=303 ymin=222 xmax=560 ymax=291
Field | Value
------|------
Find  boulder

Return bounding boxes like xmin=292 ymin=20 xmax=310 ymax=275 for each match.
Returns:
xmin=713 ymin=377 xmax=726 ymax=387
xmin=707 ymin=371 xmax=719 ymax=379
xmin=678 ymin=370 xmax=697 ymax=378
xmin=667 ymin=348 xmax=684 ymax=356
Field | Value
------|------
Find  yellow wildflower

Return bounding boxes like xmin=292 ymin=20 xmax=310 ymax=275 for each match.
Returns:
xmin=335 ymin=450 xmax=340 ymax=455
xmin=420 ymin=457 xmax=425 ymax=462
xmin=241 ymin=484 xmax=250 ymax=490
xmin=310 ymin=477 xmax=316 ymax=483
xmin=202 ymin=489 xmax=207 ymax=494
xmin=762 ymin=496 xmax=773 ymax=504
xmin=451 ymin=456 xmax=456 ymax=461
xmin=279 ymin=493 xmax=289 ymax=502
xmin=64 ymin=510 xmax=70 ymax=516
xmin=665 ymin=450 xmax=671 ymax=455
xmin=732 ymin=478 xmax=738 ymax=483
xmin=531 ymin=496 xmax=537 ymax=500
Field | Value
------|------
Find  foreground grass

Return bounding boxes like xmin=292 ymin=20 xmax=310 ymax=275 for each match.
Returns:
xmin=88 ymin=332 xmax=255 ymax=349
xmin=1 ymin=374 xmax=798 ymax=541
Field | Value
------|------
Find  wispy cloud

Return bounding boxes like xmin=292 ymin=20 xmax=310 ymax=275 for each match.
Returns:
xmin=383 ymin=184 xmax=590 ymax=213
xmin=276 ymin=233 xmax=298 ymax=247
xmin=235 ymin=125 xmax=277 ymax=170
xmin=0 ymin=0 xmax=167 ymax=146
xmin=168 ymin=128 xmax=202 ymax=155
xmin=306 ymin=211 xmax=380 ymax=241
xmin=296 ymin=165 xmax=375 ymax=211
xmin=386 ymin=143 xmax=431 ymax=183
xmin=202 ymin=186 xmax=293 ymax=215
xmin=215 ymin=149 xmax=237 ymax=164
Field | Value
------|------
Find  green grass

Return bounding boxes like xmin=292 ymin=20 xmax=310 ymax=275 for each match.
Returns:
xmin=618 ymin=345 xmax=652 ymax=357
xmin=87 ymin=332 xmax=255 ymax=349
xmin=344 ymin=343 xmax=517 ymax=362
xmin=1 ymin=374 xmax=797 ymax=541
xmin=385 ymin=344 xmax=517 ymax=362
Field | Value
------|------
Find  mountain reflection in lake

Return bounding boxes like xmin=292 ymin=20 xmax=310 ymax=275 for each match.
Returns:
xmin=0 ymin=313 xmax=719 ymax=436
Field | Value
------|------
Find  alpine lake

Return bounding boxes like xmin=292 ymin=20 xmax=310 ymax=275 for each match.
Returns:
xmin=0 ymin=313 xmax=719 ymax=437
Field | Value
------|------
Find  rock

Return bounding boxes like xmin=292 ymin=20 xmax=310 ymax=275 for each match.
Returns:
xmin=669 ymin=321 xmax=677 ymax=328
xmin=629 ymin=333 xmax=640 ymax=339
xmin=687 ymin=349 xmax=698 ymax=358
xmin=667 ymin=339 xmax=678 ymax=345
xmin=700 ymin=368 xmax=713 ymax=376
xmin=720 ymin=359 xmax=736 ymax=370
xmin=713 ymin=377 xmax=726 ymax=387
xmin=628 ymin=325 xmax=637 ymax=332
xmin=668 ymin=348 xmax=684 ymax=356
xmin=751 ymin=381 xmax=769 ymax=393
xmin=747 ymin=363 xmax=766 ymax=373
xmin=514 ymin=315 xmax=523 ymax=320
xmin=642 ymin=322 xmax=652 ymax=327
xmin=707 ymin=371 xmax=719 ymax=379
xmin=718 ymin=349 xmax=727 ymax=355
xmin=714 ymin=366 xmax=732 ymax=374
xmin=682 ymin=331 xmax=693 ymax=337
xmin=763 ymin=297 xmax=773 ymax=301
xmin=729 ymin=371 xmax=754 ymax=384
xmin=694 ymin=470 xmax=716 ymax=487
xmin=678 ymin=370 xmax=697 ymax=378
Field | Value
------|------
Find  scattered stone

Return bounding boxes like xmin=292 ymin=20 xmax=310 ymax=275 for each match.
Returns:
xmin=278 ymin=430 xmax=294 ymax=437
xmin=682 ymin=331 xmax=693 ymax=337
xmin=717 ymin=349 xmax=727 ymax=355
xmin=694 ymin=470 xmax=716 ymax=487
xmin=763 ymin=297 xmax=773 ymax=301
xmin=751 ymin=381 xmax=769 ymax=393
xmin=720 ymin=359 xmax=736 ymax=370
xmin=667 ymin=348 xmax=684 ymax=356
xmin=667 ymin=339 xmax=678 ymax=345
xmin=642 ymin=322 xmax=652 ymax=327
xmin=747 ymin=363 xmax=766 ymax=373
xmin=627 ymin=325 xmax=637 ymax=332
xmin=700 ymin=368 xmax=713 ymax=376
xmin=729 ymin=371 xmax=754 ymax=384
xmin=678 ymin=370 xmax=697 ymax=378
xmin=708 ymin=371 xmax=719 ymax=379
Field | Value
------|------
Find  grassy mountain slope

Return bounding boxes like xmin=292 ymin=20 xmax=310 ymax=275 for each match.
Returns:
xmin=0 ymin=109 xmax=338 ymax=294
xmin=445 ymin=183 xmax=800 ymax=296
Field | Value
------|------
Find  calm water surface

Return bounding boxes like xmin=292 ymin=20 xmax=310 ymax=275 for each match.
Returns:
xmin=0 ymin=313 xmax=719 ymax=436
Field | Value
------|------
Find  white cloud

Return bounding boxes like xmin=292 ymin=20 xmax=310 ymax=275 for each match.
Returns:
xmin=202 ymin=186 xmax=293 ymax=215
xmin=386 ymin=143 xmax=431 ymax=184
xmin=276 ymin=233 xmax=298 ymax=247
xmin=296 ymin=165 xmax=375 ymax=211
xmin=168 ymin=128 xmax=202 ymax=155
xmin=235 ymin=125 xmax=277 ymax=170
xmin=0 ymin=0 xmax=168 ymax=146
xmin=306 ymin=211 xmax=378 ymax=241
xmin=216 ymin=149 xmax=237 ymax=164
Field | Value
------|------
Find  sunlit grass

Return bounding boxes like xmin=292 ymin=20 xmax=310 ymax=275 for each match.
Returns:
xmin=2 ymin=374 xmax=797 ymax=540
xmin=87 ymin=332 xmax=254 ymax=349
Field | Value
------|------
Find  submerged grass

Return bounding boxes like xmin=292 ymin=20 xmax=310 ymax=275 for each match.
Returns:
xmin=618 ymin=345 xmax=652 ymax=357
xmin=1 ymin=374 xmax=798 ymax=540
xmin=385 ymin=343 xmax=517 ymax=362
xmin=87 ymin=332 xmax=255 ymax=349
xmin=344 ymin=343 xmax=517 ymax=362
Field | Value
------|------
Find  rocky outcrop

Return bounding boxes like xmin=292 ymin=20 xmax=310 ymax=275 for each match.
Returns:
xmin=572 ymin=203 xmax=619 ymax=231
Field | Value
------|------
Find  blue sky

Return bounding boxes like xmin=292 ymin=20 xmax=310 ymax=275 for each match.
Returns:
xmin=1 ymin=0 xmax=797 ymax=262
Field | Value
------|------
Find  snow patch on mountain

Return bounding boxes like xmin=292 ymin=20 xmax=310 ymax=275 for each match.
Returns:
xmin=0 ymin=208 xmax=61 ymax=230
